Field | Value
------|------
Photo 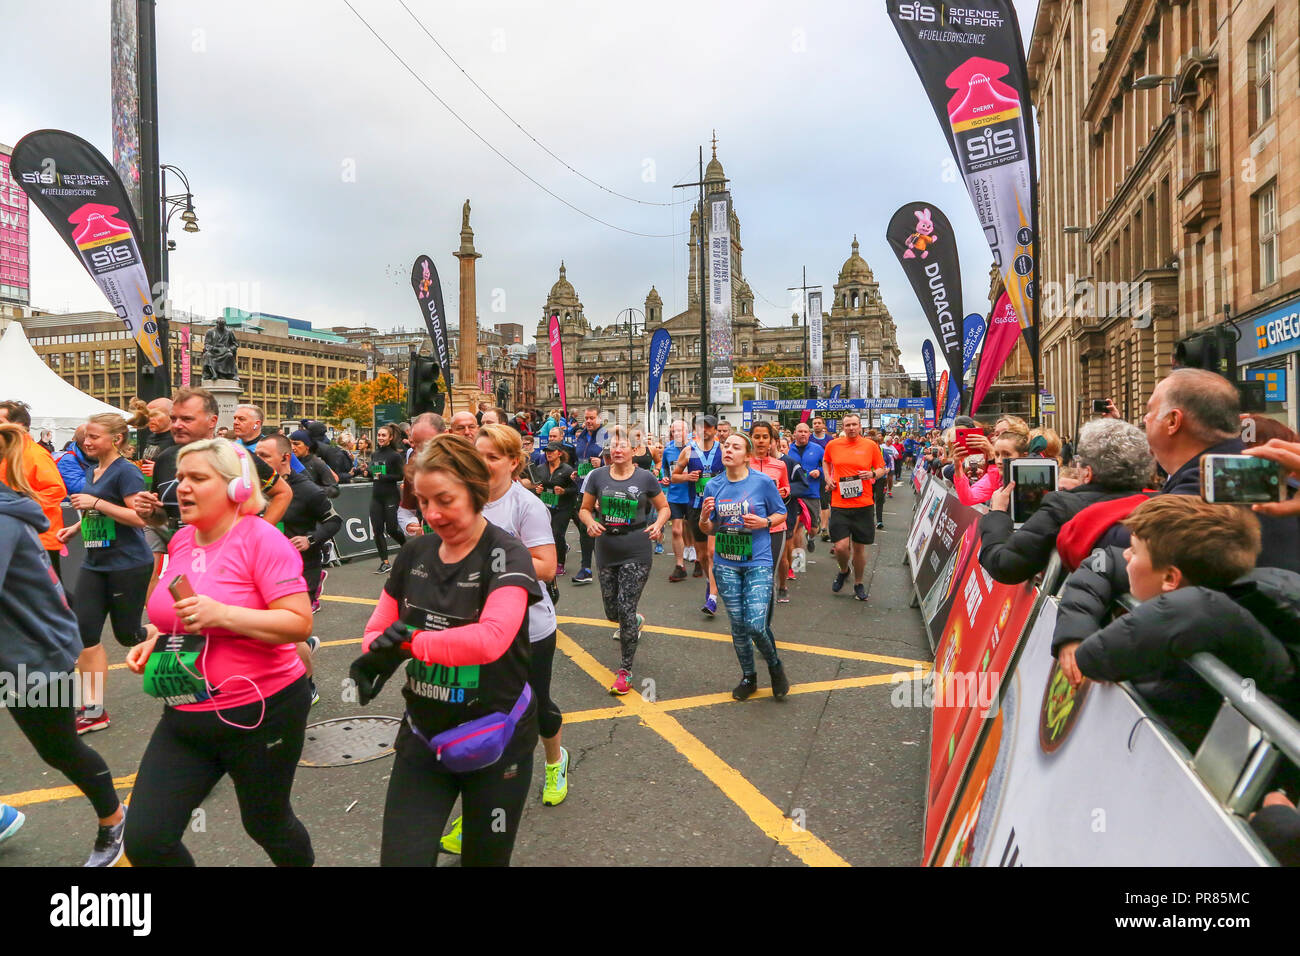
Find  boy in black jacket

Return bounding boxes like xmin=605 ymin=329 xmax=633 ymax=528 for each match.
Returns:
xmin=1053 ymin=495 xmax=1299 ymax=748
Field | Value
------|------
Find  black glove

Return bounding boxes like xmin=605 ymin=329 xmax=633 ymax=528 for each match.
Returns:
xmin=348 ymin=649 xmax=404 ymax=706
xmin=370 ymin=622 xmax=411 ymax=652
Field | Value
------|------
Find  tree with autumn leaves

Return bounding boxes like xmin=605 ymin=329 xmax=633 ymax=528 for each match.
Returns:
xmin=321 ymin=373 xmax=405 ymax=426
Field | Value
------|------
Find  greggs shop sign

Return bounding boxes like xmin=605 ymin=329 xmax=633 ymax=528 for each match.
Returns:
xmin=1237 ymin=295 xmax=1300 ymax=362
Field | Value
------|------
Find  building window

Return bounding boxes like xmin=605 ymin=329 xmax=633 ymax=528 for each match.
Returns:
xmin=1252 ymin=20 xmax=1274 ymax=128
xmin=1256 ymin=181 xmax=1279 ymax=288
xmin=1198 ymin=101 xmax=1216 ymax=172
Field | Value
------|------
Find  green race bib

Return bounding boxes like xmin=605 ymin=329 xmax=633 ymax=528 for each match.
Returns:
xmin=577 ymin=461 xmax=594 ymax=477
xmin=142 ymin=633 xmax=210 ymax=705
xmin=716 ymin=529 xmax=754 ymax=562
xmin=81 ymin=511 xmax=116 ymax=549
xmin=372 ymin=462 xmax=388 ymax=477
xmin=695 ymin=472 xmax=713 ymax=496
xmin=600 ymin=493 xmax=636 ymax=526
xmin=402 ymin=607 xmax=481 ymax=703
xmin=540 ymin=490 xmax=560 ymax=508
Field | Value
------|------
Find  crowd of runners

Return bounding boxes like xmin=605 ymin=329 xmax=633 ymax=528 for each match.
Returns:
xmin=0 ymin=391 xmax=931 ymax=867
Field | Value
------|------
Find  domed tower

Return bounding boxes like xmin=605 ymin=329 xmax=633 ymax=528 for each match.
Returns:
xmin=541 ymin=261 xmax=588 ymax=335
xmin=830 ymin=236 xmax=905 ymax=395
xmin=644 ymin=286 xmax=663 ymax=328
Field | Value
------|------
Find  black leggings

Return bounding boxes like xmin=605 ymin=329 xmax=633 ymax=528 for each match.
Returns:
xmin=370 ymin=490 xmax=406 ymax=561
xmin=550 ymin=506 xmax=573 ymax=566
xmin=599 ymin=561 xmax=652 ymax=672
xmin=380 ymin=727 xmax=534 ymax=866
xmin=124 ymin=677 xmax=314 ymax=867
xmin=8 ymin=702 xmax=120 ymax=819
xmin=569 ymin=511 xmax=595 ymax=569
xmin=530 ymin=632 xmax=563 ymax=740
xmin=874 ymin=476 xmax=889 ymax=524
xmin=75 ymin=562 xmax=152 ymax=649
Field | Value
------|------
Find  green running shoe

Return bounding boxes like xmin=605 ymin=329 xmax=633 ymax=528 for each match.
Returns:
xmin=440 ymin=815 xmax=462 ymax=855
xmin=542 ymin=747 xmax=570 ymax=806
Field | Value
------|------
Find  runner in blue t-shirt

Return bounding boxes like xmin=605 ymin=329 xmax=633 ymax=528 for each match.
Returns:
xmin=672 ymin=415 xmax=724 ymax=615
xmin=699 ymin=432 xmax=790 ymax=702
xmin=661 ymin=419 xmax=694 ymax=583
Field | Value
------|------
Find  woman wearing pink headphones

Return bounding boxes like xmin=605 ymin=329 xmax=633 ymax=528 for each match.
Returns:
xmin=124 ymin=438 xmax=316 ymax=866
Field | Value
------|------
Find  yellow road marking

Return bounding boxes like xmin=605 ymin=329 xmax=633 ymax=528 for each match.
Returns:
xmin=557 ymin=615 xmax=931 ymax=670
xmin=556 ymin=629 xmax=850 ymax=867
xmin=3 ymin=774 xmax=137 ymax=809
xmin=319 ymin=594 xmax=381 ymax=606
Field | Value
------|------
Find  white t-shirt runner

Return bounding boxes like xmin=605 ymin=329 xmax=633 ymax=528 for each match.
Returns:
xmin=482 ymin=481 xmax=558 ymax=643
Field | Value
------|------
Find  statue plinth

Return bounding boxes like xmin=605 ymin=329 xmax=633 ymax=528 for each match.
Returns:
xmin=450 ymin=383 xmax=491 ymax=416
xmin=201 ymin=378 xmax=242 ymax=431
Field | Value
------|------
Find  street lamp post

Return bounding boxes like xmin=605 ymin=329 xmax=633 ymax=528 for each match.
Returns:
xmin=617 ymin=306 xmax=644 ymax=424
xmin=158 ymin=163 xmax=200 ymax=393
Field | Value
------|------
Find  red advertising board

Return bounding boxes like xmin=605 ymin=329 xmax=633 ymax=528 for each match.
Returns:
xmin=923 ymin=542 xmax=1037 ymax=864
xmin=0 ymin=151 xmax=30 ymax=304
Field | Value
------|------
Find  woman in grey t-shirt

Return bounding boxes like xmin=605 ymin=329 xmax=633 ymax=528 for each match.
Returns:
xmin=579 ymin=426 xmax=670 ymax=696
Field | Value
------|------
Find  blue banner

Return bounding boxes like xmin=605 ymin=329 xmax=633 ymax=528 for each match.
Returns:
xmin=830 ymin=384 xmax=842 ymax=400
xmin=962 ymin=313 xmax=985 ymax=377
xmin=922 ymin=340 xmax=936 ymax=411
xmin=646 ymin=327 xmax=672 ymax=413
xmin=941 ymin=388 xmax=961 ymax=428
xmin=746 ymin=397 xmax=932 ymax=412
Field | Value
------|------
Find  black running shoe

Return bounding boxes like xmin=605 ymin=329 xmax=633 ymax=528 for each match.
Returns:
xmin=732 ymin=674 xmax=758 ymax=701
xmin=806 ymin=538 xmax=815 ymax=554
xmin=693 ymin=560 xmax=703 ymax=578
xmin=854 ymin=583 xmax=869 ymax=602
xmin=668 ymin=565 xmax=687 ymax=583
xmin=769 ymin=663 xmax=790 ymax=700
xmin=832 ymin=571 xmax=848 ymax=593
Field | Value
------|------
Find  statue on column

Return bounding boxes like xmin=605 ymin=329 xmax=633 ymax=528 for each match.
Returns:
xmin=201 ymin=317 xmax=239 ymax=382
xmin=462 ymin=200 xmax=471 ymax=232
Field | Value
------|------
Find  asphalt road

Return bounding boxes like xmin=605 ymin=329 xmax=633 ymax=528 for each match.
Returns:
xmin=1 ymin=482 xmax=932 ymax=867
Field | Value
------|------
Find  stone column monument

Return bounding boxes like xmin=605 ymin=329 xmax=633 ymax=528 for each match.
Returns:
xmin=451 ymin=200 xmax=491 ymax=415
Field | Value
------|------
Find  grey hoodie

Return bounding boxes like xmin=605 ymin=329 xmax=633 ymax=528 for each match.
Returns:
xmin=0 ymin=485 xmax=81 ymax=675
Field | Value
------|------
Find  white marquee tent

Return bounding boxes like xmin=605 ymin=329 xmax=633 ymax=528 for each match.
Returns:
xmin=0 ymin=319 xmax=129 ymax=447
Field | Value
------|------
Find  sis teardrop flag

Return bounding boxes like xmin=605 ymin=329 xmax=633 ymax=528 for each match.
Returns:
xmin=887 ymin=2 xmax=1039 ymax=358
xmin=12 ymin=129 xmax=164 ymax=367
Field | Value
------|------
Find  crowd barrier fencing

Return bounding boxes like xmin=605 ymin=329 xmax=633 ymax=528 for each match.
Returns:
xmin=905 ymin=472 xmax=1293 ymax=866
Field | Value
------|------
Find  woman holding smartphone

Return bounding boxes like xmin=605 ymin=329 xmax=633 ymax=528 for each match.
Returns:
xmin=356 ymin=434 xmax=542 ymax=866
xmin=124 ymin=439 xmax=315 ymax=866
xmin=55 ymin=412 xmax=153 ymax=734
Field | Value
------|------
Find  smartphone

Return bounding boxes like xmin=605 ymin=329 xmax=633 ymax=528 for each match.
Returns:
xmin=1091 ymin=399 xmax=1110 ymax=413
xmin=168 ymin=574 xmax=196 ymax=603
xmin=1008 ymin=459 xmax=1058 ymax=525
xmin=954 ymin=427 xmax=984 ymax=449
xmin=1200 ymin=454 xmax=1283 ymax=503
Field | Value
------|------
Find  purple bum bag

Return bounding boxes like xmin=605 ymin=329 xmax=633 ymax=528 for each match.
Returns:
xmin=406 ymin=684 xmax=532 ymax=772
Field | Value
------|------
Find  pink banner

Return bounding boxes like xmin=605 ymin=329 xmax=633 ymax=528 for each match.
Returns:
xmin=970 ymin=292 xmax=1022 ymax=417
xmin=547 ymin=314 xmax=567 ymax=416
xmin=181 ymin=326 xmax=191 ymax=387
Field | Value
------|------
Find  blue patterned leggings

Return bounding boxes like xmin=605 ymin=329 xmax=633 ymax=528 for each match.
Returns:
xmin=714 ymin=564 xmax=781 ymax=675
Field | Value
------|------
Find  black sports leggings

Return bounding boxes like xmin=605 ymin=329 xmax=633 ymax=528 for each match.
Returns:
xmin=530 ymin=632 xmax=563 ymax=740
xmin=369 ymin=489 xmax=406 ymax=561
xmin=380 ymin=727 xmax=534 ymax=866
xmin=874 ymin=476 xmax=889 ymax=524
xmin=569 ymin=511 xmax=595 ymax=569
xmin=8 ymin=702 xmax=120 ymax=819
xmin=75 ymin=562 xmax=152 ymax=649
xmin=549 ymin=505 xmax=573 ymax=566
xmin=124 ymin=677 xmax=314 ymax=867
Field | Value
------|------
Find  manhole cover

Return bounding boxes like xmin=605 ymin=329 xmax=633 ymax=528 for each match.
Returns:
xmin=299 ymin=716 xmax=402 ymax=767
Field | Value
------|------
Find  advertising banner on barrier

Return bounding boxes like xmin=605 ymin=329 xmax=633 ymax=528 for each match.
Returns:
xmin=12 ymin=129 xmax=164 ymax=367
xmin=917 ymin=497 xmax=982 ymax=637
xmin=930 ymin=601 xmax=1269 ymax=866
xmin=923 ymin=549 xmax=1037 ymax=864
xmin=906 ymin=475 xmax=947 ymax=573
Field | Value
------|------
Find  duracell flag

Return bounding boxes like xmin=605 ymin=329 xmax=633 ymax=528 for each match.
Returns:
xmin=410 ymin=255 xmax=452 ymax=390
xmin=887 ymin=1 xmax=1039 ymax=357
xmin=887 ymin=202 xmax=964 ymax=392
xmin=12 ymin=129 xmax=163 ymax=367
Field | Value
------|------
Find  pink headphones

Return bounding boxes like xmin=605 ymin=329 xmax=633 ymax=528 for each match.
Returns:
xmin=228 ymin=441 xmax=253 ymax=503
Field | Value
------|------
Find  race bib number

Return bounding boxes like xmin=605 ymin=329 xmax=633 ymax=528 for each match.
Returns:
xmin=716 ymin=529 xmax=754 ymax=562
xmin=601 ymin=493 xmax=636 ymax=526
xmin=371 ymin=462 xmax=387 ymax=477
xmin=540 ymin=490 xmax=560 ymax=508
xmin=577 ymin=461 xmax=594 ymax=477
xmin=403 ymin=607 xmax=481 ymax=703
xmin=81 ymin=510 xmax=116 ymax=548
xmin=838 ymin=475 xmax=863 ymax=499
xmin=695 ymin=472 xmax=713 ymax=496
xmin=141 ymin=633 xmax=210 ymax=706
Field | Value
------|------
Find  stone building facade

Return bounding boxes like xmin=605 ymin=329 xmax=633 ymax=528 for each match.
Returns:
xmin=1030 ymin=0 xmax=1300 ymax=438
xmin=533 ymin=149 xmax=909 ymax=416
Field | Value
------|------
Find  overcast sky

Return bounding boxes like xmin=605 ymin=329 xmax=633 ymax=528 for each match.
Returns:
xmin=3 ymin=0 xmax=1039 ymax=374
